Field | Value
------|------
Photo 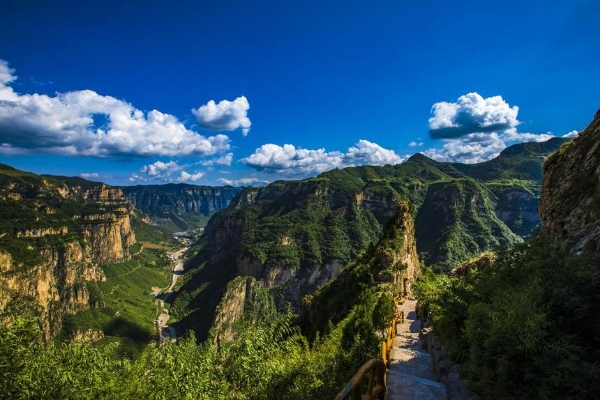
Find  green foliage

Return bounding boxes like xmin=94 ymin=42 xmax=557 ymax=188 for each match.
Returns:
xmin=416 ymin=179 xmax=521 ymax=272
xmin=64 ymin=247 xmax=172 ymax=344
xmin=414 ymin=240 xmax=600 ymax=399
xmin=1 ymin=296 xmax=382 ymax=400
xmin=130 ymin=212 xmax=178 ymax=246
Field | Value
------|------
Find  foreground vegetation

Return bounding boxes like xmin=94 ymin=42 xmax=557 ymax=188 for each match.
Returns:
xmin=1 ymin=287 xmax=388 ymax=400
xmin=415 ymin=239 xmax=600 ymax=399
xmin=1 ymin=207 xmax=405 ymax=399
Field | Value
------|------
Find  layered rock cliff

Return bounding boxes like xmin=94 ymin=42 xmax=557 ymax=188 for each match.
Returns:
xmin=0 ymin=166 xmax=136 ymax=340
xmin=212 ymin=276 xmax=276 ymax=344
xmin=300 ymin=202 xmax=420 ymax=337
xmin=541 ymin=110 xmax=600 ymax=252
xmin=122 ymin=184 xmax=241 ymax=231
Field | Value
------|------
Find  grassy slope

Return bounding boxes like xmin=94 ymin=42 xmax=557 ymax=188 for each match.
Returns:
xmin=63 ymin=215 xmax=178 ymax=345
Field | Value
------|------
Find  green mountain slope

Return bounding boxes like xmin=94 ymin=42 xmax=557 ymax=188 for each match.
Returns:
xmin=172 ymin=138 xmax=566 ymax=337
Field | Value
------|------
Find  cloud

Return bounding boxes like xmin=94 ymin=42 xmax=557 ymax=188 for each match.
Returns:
xmin=199 ymin=152 xmax=233 ymax=166
xmin=0 ymin=60 xmax=231 ymax=157
xmin=563 ymin=130 xmax=579 ymax=138
xmin=423 ymin=132 xmax=507 ymax=163
xmin=176 ymin=171 xmax=204 ymax=182
xmin=409 ymin=141 xmax=423 ymax=147
xmin=242 ymin=139 xmax=402 ymax=175
xmin=80 ymin=172 xmax=100 ymax=179
xmin=217 ymin=176 xmax=270 ymax=187
xmin=502 ymin=128 xmax=554 ymax=143
xmin=135 ymin=160 xmax=205 ymax=183
xmin=425 ymin=92 xmax=561 ymax=163
xmin=128 ymin=174 xmax=143 ymax=183
xmin=428 ymin=92 xmax=519 ymax=139
xmin=140 ymin=160 xmax=183 ymax=177
xmin=192 ymin=96 xmax=251 ymax=136
xmin=423 ymin=129 xmax=558 ymax=164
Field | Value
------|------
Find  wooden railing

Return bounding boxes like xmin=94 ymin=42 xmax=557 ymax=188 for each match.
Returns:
xmin=381 ymin=295 xmax=404 ymax=368
xmin=334 ymin=358 xmax=386 ymax=400
xmin=335 ymin=295 xmax=406 ymax=399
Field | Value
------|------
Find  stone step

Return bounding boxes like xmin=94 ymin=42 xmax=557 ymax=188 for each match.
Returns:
xmin=386 ymin=367 xmax=447 ymax=400
xmin=385 ymin=299 xmax=447 ymax=400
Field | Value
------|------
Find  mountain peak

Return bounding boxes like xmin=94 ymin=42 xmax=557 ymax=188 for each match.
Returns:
xmin=406 ymin=152 xmax=435 ymax=163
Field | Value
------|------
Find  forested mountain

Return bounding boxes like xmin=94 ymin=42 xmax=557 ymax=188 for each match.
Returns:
xmin=170 ymin=137 xmax=566 ymax=340
xmin=2 ymin=130 xmax=590 ymax=399
xmin=122 ymin=184 xmax=241 ymax=232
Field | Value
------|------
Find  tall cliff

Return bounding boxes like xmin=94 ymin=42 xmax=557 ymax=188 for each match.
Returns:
xmin=0 ymin=166 xmax=136 ymax=340
xmin=122 ymin=184 xmax=241 ymax=231
xmin=300 ymin=202 xmax=420 ymax=337
xmin=211 ymin=276 xmax=277 ymax=345
xmin=541 ymin=110 xmax=600 ymax=252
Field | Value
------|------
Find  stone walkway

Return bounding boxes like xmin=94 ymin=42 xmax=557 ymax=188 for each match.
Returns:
xmin=386 ymin=299 xmax=447 ymax=400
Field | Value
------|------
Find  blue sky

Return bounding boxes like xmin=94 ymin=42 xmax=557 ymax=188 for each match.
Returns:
xmin=0 ymin=0 xmax=598 ymax=186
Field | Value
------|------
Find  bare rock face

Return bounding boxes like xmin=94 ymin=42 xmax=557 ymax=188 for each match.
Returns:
xmin=0 ymin=170 xmax=136 ymax=340
xmin=540 ymin=110 xmax=600 ymax=252
xmin=70 ymin=329 xmax=104 ymax=343
xmin=212 ymin=276 xmax=274 ymax=345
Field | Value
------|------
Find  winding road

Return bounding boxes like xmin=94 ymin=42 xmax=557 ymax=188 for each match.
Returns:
xmin=154 ymin=246 xmax=187 ymax=344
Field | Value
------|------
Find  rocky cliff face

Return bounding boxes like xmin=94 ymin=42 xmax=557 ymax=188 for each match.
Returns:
xmin=493 ymin=188 xmax=540 ymax=238
xmin=0 ymin=167 xmax=136 ymax=340
xmin=203 ymin=177 xmax=395 ymax=308
xmin=122 ymin=184 xmax=241 ymax=231
xmin=300 ymin=202 xmax=420 ymax=336
xmin=212 ymin=276 xmax=275 ymax=344
xmin=541 ymin=110 xmax=600 ymax=252
xmin=416 ymin=179 xmax=521 ymax=271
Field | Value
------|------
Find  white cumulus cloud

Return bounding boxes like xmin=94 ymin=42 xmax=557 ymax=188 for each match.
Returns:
xmin=192 ymin=96 xmax=251 ymax=136
xmin=140 ymin=160 xmax=183 ymax=177
xmin=80 ymin=172 xmax=100 ymax=179
xmin=409 ymin=141 xmax=423 ymax=147
xmin=563 ymin=130 xmax=579 ymax=138
xmin=424 ymin=129 xmax=558 ymax=164
xmin=217 ymin=176 xmax=270 ymax=187
xmin=176 ymin=171 xmax=204 ymax=182
xmin=0 ymin=60 xmax=230 ymax=157
xmin=136 ymin=160 xmax=204 ymax=183
xmin=423 ymin=132 xmax=507 ymax=163
xmin=429 ymin=92 xmax=519 ymax=139
xmin=242 ymin=140 xmax=402 ymax=176
xmin=425 ymin=93 xmax=561 ymax=163
xmin=199 ymin=152 xmax=233 ymax=166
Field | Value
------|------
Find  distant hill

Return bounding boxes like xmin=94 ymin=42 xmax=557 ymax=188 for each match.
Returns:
xmin=121 ymin=184 xmax=242 ymax=232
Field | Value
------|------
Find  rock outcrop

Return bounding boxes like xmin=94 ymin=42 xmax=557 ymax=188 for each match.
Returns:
xmin=212 ymin=276 xmax=275 ymax=345
xmin=0 ymin=167 xmax=136 ymax=340
xmin=416 ymin=179 xmax=521 ymax=271
xmin=540 ymin=110 xmax=600 ymax=252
